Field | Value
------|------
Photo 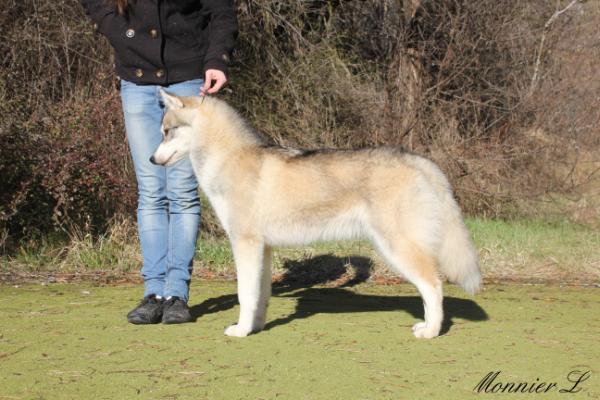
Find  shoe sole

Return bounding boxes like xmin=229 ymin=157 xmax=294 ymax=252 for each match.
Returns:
xmin=162 ymin=315 xmax=192 ymax=324
xmin=127 ymin=316 xmax=162 ymax=324
xmin=162 ymin=314 xmax=192 ymax=325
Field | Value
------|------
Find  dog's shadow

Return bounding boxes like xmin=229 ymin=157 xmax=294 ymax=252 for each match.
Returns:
xmin=189 ymin=254 xmax=488 ymax=335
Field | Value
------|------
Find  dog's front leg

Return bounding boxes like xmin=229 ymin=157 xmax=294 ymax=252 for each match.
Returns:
xmin=225 ymin=239 xmax=272 ymax=337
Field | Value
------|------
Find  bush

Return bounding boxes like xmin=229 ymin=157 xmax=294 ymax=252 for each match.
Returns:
xmin=1 ymin=0 xmax=598 ymax=253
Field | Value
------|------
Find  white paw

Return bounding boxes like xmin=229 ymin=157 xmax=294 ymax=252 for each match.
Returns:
xmin=224 ymin=324 xmax=252 ymax=337
xmin=412 ymin=322 xmax=440 ymax=339
xmin=412 ymin=321 xmax=427 ymax=332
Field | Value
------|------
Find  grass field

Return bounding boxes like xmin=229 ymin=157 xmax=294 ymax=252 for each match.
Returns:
xmin=1 ymin=218 xmax=598 ymax=398
xmin=2 ymin=218 xmax=599 ymax=285
xmin=0 ymin=282 xmax=598 ymax=399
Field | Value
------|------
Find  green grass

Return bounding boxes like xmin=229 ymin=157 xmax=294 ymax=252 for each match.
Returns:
xmin=467 ymin=218 xmax=600 ymax=282
xmin=2 ymin=218 xmax=599 ymax=284
xmin=175 ymin=218 xmax=600 ymax=284
xmin=0 ymin=282 xmax=598 ymax=399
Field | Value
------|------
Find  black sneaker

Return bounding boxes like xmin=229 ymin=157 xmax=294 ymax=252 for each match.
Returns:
xmin=127 ymin=294 xmax=164 ymax=324
xmin=162 ymin=296 xmax=192 ymax=324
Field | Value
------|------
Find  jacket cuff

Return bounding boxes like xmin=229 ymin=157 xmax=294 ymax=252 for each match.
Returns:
xmin=203 ymin=58 xmax=229 ymax=77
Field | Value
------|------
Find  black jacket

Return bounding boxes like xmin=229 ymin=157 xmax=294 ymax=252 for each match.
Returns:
xmin=80 ymin=0 xmax=238 ymax=85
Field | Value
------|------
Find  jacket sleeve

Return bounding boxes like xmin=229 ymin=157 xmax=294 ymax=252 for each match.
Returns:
xmin=202 ymin=0 xmax=239 ymax=76
xmin=79 ymin=0 xmax=114 ymax=31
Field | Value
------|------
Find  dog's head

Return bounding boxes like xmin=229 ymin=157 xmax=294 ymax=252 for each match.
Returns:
xmin=150 ymin=90 xmax=202 ymax=166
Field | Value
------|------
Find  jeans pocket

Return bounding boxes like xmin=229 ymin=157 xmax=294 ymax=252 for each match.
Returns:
xmin=120 ymin=81 xmax=157 ymax=115
xmin=167 ymin=79 xmax=205 ymax=97
xmin=178 ymin=78 xmax=205 ymax=88
xmin=120 ymin=79 xmax=133 ymax=90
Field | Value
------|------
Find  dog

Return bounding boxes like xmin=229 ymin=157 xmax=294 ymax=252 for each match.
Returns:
xmin=151 ymin=90 xmax=482 ymax=339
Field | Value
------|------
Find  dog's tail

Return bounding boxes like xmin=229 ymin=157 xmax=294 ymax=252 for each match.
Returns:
xmin=437 ymin=195 xmax=482 ymax=294
xmin=407 ymin=155 xmax=482 ymax=294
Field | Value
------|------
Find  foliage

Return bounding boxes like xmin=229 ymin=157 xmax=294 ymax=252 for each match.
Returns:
xmin=1 ymin=0 xmax=598 ymax=253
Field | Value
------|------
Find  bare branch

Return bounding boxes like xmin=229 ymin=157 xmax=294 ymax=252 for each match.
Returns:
xmin=528 ymin=0 xmax=582 ymax=97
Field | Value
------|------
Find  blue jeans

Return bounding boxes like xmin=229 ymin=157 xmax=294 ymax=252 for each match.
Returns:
xmin=120 ymin=78 xmax=203 ymax=302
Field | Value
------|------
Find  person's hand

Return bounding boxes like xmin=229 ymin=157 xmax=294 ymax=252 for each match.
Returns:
xmin=201 ymin=69 xmax=227 ymax=96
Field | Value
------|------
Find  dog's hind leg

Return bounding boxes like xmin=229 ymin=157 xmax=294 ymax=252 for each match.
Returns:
xmin=371 ymin=234 xmax=443 ymax=339
xmin=225 ymin=238 xmax=272 ymax=337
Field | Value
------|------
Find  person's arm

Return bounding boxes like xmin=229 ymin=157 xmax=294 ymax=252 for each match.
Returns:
xmin=201 ymin=0 xmax=238 ymax=95
xmin=79 ymin=0 xmax=114 ymax=32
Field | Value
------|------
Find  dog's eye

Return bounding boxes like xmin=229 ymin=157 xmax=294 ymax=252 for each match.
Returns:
xmin=162 ymin=126 xmax=180 ymax=141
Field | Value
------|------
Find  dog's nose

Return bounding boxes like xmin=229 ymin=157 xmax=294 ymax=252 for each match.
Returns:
xmin=149 ymin=155 xmax=157 ymax=165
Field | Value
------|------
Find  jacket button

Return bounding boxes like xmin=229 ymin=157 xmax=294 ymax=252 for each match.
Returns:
xmin=135 ymin=69 xmax=144 ymax=78
xmin=150 ymin=29 xmax=159 ymax=39
xmin=155 ymin=69 xmax=165 ymax=78
xmin=126 ymin=28 xmax=135 ymax=38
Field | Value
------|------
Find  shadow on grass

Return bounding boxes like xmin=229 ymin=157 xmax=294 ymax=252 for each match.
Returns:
xmin=190 ymin=254 xmax=488 ymax=335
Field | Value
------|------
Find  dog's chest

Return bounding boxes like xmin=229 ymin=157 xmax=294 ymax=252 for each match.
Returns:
xmin=207 ymin=192 xmax=231 ymax=233
xmin=190 ymin=155 xmax=231 ymax=232
xmin=199 ymin=169 xmax=231 ymax=233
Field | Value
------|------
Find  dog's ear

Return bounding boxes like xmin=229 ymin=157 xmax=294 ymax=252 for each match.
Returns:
xmin=160 ymin=89 xmax=184 ymax=110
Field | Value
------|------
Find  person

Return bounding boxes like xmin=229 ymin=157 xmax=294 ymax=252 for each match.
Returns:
xmin=79 ymin=0 xmax=238 ymax=324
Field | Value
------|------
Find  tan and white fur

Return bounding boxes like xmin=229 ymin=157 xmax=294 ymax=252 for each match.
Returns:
xmin=151 ymin=90 xmax=482 ymax=339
